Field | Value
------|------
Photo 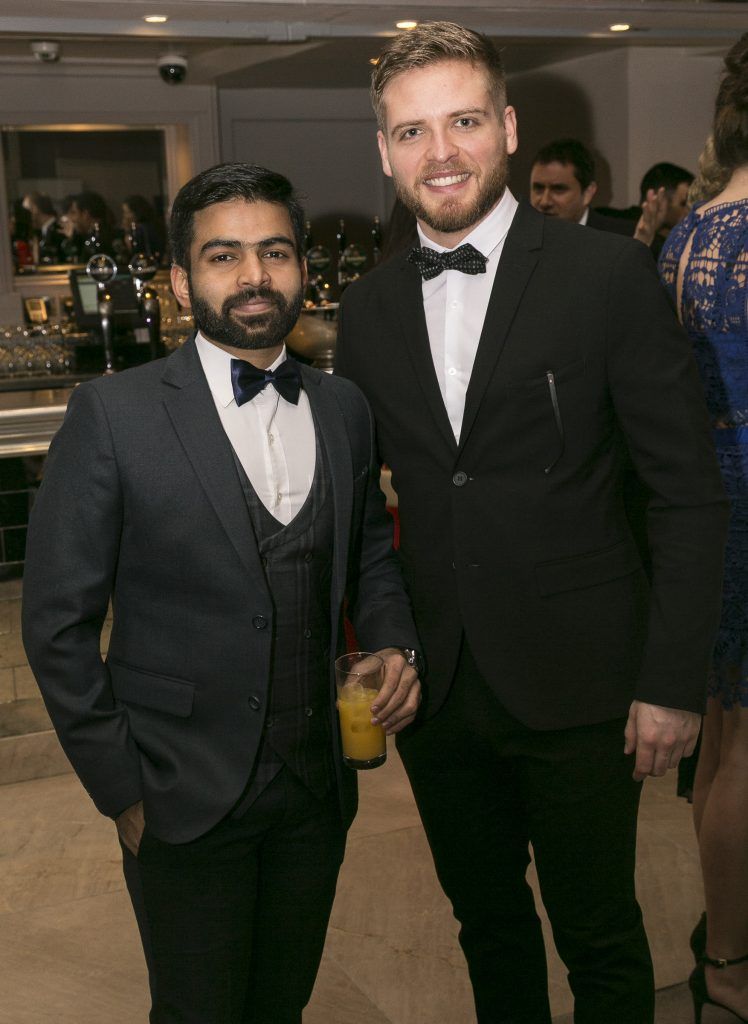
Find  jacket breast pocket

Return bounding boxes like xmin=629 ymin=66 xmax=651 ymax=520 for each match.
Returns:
xmin=535 ymin=540 xmax=643 ymax=596
xmin=109 ymin=659 xmax=195 ymax=718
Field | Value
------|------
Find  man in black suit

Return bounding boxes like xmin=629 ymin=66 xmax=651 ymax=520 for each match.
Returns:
xmin=22 ymin=191 xmax=65 ymax=264
xmin=22 ymin=163 xmax=421 ymax=1024
xmin=529 ymin=137 xmax=635 ymax=235
xmin=336 ymin=22 xmax=728 ymax=1024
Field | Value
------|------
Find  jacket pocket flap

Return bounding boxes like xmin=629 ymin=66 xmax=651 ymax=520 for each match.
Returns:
xmin=109 ymin=660 xmax=195 ymax=718
xmin=536 ymin=540 xmax=642 ymax=597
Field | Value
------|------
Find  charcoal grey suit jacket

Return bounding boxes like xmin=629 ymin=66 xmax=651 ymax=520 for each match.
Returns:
xmin=22 ymin=338 xmax=417 ymax=842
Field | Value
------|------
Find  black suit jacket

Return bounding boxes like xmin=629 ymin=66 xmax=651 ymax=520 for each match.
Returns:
xmin=22 ymin=339 xmax=417 ymax=842
xmin=336 ymin=201 xmax=728 ymax=729
xmin=587 ymin=209 xmax=637 ymax=236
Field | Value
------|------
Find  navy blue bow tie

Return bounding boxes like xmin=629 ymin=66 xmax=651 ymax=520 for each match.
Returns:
xmin=230 ymin=358 xmax=302 ymax=407
xmin=407 ymin=242 xmax=487 ymax=281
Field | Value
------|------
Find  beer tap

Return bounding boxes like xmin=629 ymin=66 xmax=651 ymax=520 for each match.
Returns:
xmin=129 ymin=253 xmax=162 ymax=361
xmin=86 ymin=254 xmax=117 ymax=375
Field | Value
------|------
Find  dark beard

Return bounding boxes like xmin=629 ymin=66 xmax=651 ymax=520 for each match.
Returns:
xmin=189 ymin=283 xmax=303 ymax=351
xmin=395 ymin=158 xmax=508 ymax=235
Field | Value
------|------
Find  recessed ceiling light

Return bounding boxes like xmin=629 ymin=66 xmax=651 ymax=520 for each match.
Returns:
xmin=144 ymin=15 xmax=168 ymax=24
xmin=609 ymin=23 xmax=631 ymax=32
xmin=396 ymin=21 xmax=418 ymax=30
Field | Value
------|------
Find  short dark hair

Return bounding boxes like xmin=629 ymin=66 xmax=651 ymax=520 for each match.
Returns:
xmin=638 ymin=163 xmax=694 ymax=203
xmin=123 ymin=194 xmax=157 ymax=224
xmin=531 ymin=139 xmax=596 ymax=191
xmin=371 ymin=21 xmax=507 ymax=129
xmin=73 ymin=191 xmax=110 ymax=223
xmin=169 ymin=162 xmax=305 ymax=270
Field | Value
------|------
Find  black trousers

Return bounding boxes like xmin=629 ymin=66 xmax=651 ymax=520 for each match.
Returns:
xmin=398 ymin=641 xmax=654 ymax=1024
xmin=121 ymin=767 xmax=347 ymax=1024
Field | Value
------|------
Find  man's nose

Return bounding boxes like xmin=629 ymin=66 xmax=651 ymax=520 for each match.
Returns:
xmin=425 ymin=128 xmax=460 ymax=164
xmin=236 ymin=254 xmax=270 ymax=288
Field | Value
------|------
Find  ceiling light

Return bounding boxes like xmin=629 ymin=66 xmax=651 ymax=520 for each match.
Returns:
xmin=369 ymin=58 xmax=379 ymax=66
xmin=609 ymin=23 xmax=630 ymax=32
xmin=144 ymin=15 xmax=168 ymax=24
xmin=396 ymin=21 xmax=418 ymax=30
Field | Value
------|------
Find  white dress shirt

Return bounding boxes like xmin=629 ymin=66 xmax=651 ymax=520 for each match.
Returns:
xmin=418 ymin=188 xmax=519 ymax=441
xmin=195 ymin=333 xmax=316 ymax=525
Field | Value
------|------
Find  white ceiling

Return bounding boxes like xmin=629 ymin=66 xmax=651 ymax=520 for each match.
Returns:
xmin=0 ymin=1 xmax=745 ymax=87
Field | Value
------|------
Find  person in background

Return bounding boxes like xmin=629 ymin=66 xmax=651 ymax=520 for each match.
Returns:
xmin=66 ymin=190 xmax=115 ymax=259
xmin=22 ymin=191 xmax=65 ymax=265
xmin=337 ymin=21 xmax=729 ymax=1023
xmin=529 ymin=137 xmax=634 ymax=234
xmin=121 ymin=194 xmax=165 ymax=263
xmin=22 ymin=161 xmax=421 ymax=1024
xmin=529 ymin=137 xmax=668 ymax=248
xmin=639 ymin=161 xmax=694 ymax=257
xmin=658 ymin=32 xmax=748 ymax=1024
xmin=8 ymin=199 xmax=33 ymax=270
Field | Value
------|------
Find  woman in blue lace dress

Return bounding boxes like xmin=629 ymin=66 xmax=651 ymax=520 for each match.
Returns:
xmin=659 ymin=32 xmax=748 ymax=1024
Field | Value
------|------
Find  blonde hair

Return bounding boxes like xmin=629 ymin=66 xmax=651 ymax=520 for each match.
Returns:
xmin=688 ymin=136 xmax=730 ymax=205
xmin=370 ymin=21 xmax=507 ymax=129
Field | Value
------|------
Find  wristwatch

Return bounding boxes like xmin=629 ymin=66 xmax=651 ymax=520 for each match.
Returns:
xmin=400 ymin=647 xmax=425 ymax=677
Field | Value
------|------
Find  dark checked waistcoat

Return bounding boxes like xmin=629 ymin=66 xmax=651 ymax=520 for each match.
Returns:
xmin=230 ymin=430 xmax=336 ymax=817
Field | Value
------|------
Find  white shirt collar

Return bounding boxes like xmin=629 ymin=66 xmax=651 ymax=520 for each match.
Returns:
xmin=416 ymin=187 xmax=519 ymax=258
xmin=578 ymin=207 xmax=590 ymax=227
xmin=195 ymin=331 xmax=288 ymax=409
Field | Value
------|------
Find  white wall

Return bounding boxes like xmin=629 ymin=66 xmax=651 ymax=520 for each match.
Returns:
xmin=219 ymin=87 xmax=393 ymax=253
xmin=508 ymin=46 xmax=723 ymax=208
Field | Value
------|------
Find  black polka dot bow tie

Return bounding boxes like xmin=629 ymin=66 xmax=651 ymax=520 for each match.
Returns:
xmin=407 ymin=242 xmax=488 ymax=281
xmin=230 ymin=357 xmax=303 ymax=406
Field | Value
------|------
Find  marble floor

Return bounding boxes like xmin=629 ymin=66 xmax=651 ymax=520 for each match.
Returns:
xmin=0 ymin=739 xmax=708 ymax=1024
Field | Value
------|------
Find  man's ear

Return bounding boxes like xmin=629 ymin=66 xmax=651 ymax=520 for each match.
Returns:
xmin=170 ymin=263 xmax=191 ymax=309
xmin=582 ymin=181 xmax=598 ymax=208
xmin=377 ymin=130 xmax=393 ymax=178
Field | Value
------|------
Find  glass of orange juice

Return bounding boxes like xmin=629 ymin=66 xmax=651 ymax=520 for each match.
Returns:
xmin=335 ymin=652 xmax=386 ymax=770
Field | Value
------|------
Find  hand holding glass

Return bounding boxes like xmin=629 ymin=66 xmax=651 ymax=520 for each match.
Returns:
xmin=335 ymin=652 xmax=386 ymax=770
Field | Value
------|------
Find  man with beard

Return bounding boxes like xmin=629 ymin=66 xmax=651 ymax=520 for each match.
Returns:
xmin=22 ymin=162 xmax=421 ymax=1024
xmin=335 ymin=22 xmax=728 ymax=1024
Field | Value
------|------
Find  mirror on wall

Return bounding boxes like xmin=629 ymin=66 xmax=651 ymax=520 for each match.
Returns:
xmin=3 ymin=125 xmax=169 ymax=272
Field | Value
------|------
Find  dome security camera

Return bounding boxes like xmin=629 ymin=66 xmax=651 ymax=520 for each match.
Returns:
xmin=158 ymin=54 xmax=188 ymax=84
xmin=31 ymin=40 xmax=60 ymax=63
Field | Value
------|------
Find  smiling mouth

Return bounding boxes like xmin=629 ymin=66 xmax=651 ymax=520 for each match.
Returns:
xmin=423 ymin=172 xmax=471 ymax=188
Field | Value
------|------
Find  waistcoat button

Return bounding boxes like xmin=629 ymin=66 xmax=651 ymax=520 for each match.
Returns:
xmin=452 ymin=471 xmax=468 ymax=487
xmin=248 ymin=695 xmax=261 ymax=710
xmin=252 ymin=615 xmax=267 ymax=629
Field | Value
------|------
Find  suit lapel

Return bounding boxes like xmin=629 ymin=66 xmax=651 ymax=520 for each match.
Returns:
xmin=300 ymin=364 xmax=352 ymax=605
xmin=161 ymin=337 xmax=266 ymax=583
xmin=458 ymin=202 xmax=543 ymax=453
xmin=389 ymin=257 xmax=458 ymax=453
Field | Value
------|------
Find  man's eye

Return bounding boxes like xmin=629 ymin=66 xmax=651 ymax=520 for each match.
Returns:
xmin=400 ymin=127 xmax=421 ymax=141
xmin=263 ymin=250 xmax=289 ymax=260
xmin=210 ymin=252 xmax=234 ymax=262
xmin=455 ymin=117 xmax=475 ymax=128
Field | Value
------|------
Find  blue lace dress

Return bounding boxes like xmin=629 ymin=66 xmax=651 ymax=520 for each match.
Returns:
xmin=659 ymin=199 xmax=748 ymax=709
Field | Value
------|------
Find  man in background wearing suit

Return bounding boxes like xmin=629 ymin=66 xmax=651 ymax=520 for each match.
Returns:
xmin=529 ymin=137 xmax=634 ymax=234
xmin=22 ymin=162 xmax=421 ymax=1024
xmin=336 ymin=22 xmax=728 ymax=1024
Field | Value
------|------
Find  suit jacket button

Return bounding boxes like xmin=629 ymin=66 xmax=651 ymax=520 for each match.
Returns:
xmin=304 ymin=551 xmax=313 ymax=563
xmin=452 ymin=471 xmax=468 ymax=487
xmin=305 ymin=707 xmax=314 ymax=717
xmin=252 ymin=615 xmax=268 ymax=629
xmin=304 ymin=628 xmax=312 ymax=639
xmin=248 ymin=695 xmax=262 ymax=710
